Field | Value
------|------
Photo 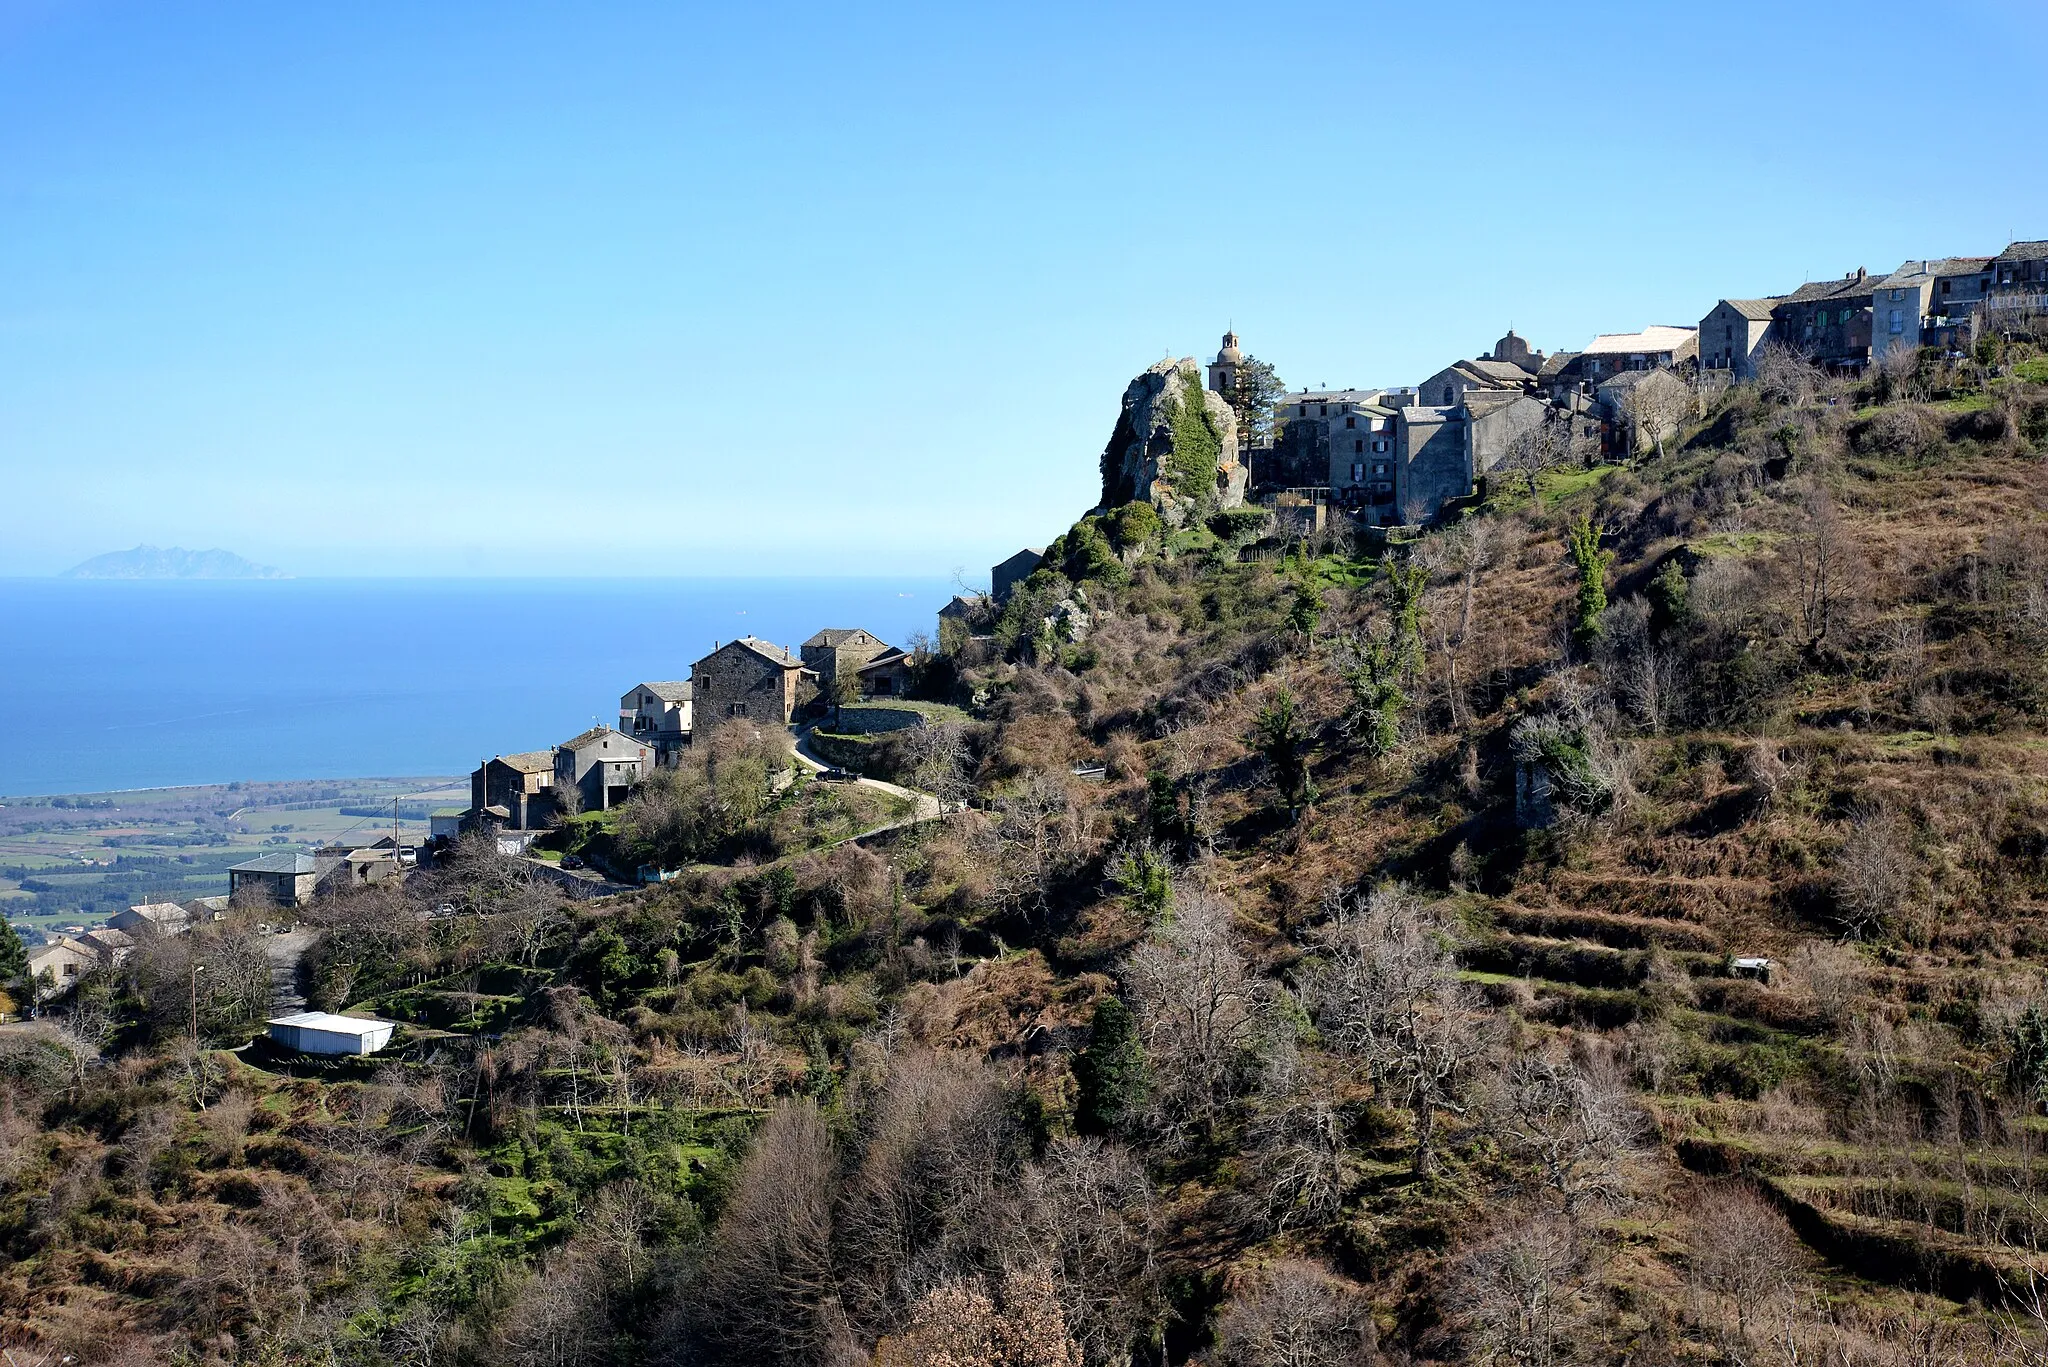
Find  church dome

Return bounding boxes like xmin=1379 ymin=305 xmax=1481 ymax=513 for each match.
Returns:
xmin=1217 ymin=330 xmax=1242 ymax=364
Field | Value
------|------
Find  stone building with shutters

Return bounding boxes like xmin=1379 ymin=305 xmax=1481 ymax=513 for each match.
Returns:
xmin=691 ymin=636 xmax=813 ymax=730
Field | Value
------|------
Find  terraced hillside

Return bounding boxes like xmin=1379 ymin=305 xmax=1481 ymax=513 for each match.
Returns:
xmin=5 ymin=332 xmax=2048 ymax=1366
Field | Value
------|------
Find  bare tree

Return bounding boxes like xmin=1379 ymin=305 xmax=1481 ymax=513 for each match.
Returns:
xmin=1121 ymin=885 xmax=1265 ymax=1149
xmin=1834 ymin=805 xmax=1914 ymax=939
xmin=875 ymin=1265 xmax=1083 ymax=1367
xmin=1492 ymin=1051 xmax=1646 ymax=1219
xmin=1689 ymin=1182 xmax=1806 ymax=1357
xmin=1790 ymin=485 xmax=1862 ymax=651
xmin=1497 ymin=410 xmax=1585 ymax=498
xmin=1309 ymin=885 xmax=1488 ymax=1176
xmin=1211 ymin=1260 xmax=1373 ymax=1367
xmin=1001 ymin=1137 xmax=1161 ymax=1366
xmin=1619 ymin=371 xmax=1694 ymax=458
xmin=1448 ymin=1211 xmax=1586 ymax=1367
xmin=692 ymin=1099 xmax=842 ymax=1366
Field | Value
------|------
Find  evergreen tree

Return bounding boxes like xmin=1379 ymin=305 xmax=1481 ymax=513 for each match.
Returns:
xmin=1075 ymin=996 xmax=1148 ymax=1135
xmin=1566 ymin=514 xmax=1614 ymax=649
xmin=0 ymin=919 xmax=27 ymax=994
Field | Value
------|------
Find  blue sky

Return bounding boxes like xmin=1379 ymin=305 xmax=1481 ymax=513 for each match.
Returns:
xmin=2 ymin=0 xmax=2043 ymax=579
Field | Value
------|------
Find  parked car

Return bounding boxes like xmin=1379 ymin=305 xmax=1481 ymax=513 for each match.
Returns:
xmin=561 ymin=854 xmax=585 ymax=870
xmin=818 ymin=767 xmax=855 ymax=782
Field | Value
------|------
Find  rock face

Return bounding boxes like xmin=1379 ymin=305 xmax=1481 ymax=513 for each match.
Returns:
xmin=1098 ymin=359 xmax=1245 ymax=524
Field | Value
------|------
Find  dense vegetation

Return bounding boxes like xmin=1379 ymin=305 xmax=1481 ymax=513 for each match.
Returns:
xmin=7 ymin=332 xmax=2048 ymax=1364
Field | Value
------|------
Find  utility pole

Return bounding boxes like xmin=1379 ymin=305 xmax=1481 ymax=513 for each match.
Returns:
xmin=189 ymin=962 xmax=207 ymax=1041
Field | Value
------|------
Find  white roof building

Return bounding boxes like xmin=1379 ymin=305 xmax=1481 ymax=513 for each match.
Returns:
xmin=266 ymin=1011 xmax=397 ymax=1056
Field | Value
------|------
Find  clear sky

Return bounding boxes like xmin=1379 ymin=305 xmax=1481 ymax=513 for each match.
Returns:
xmin=2 ymin=0 xmax=2043 ymax=579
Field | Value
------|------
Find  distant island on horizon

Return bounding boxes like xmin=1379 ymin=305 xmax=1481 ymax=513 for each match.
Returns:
xmin=61 ymin=545 xmax=289 ymax=580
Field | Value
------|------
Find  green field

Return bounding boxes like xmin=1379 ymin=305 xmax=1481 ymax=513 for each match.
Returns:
xmin=0 ymin=775 xmax=462 ymax=932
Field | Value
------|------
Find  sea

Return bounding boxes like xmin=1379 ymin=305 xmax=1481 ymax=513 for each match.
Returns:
xmin=0 ymin=577 xmax=960 ymax=797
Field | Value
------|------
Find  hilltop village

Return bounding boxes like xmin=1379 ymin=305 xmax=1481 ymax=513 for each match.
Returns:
xmin=12 ymin=225 xmax=2048 ymax=1367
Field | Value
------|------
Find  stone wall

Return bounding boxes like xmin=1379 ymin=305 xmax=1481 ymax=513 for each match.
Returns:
xmin=834 ymin=704 xmax=928 ymax=736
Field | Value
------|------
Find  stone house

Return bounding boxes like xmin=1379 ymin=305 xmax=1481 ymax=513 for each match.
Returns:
xmin=856 ymin=646 xmax=914 ymax=698
xmin=1464 ymin=392 xmax=1549 ymax=477
xmin=802 ymin=629 xmax=891 ymax=697
xmin=229 ymin=852 xmax=340 ymax=908
xmin=1416 ymin=359 xmax=1530 ymax=409
xmin=1985 ymin=240 xmax=2048 ymax=321
xmin=1550 ymin=326 xmax=1698 ymax=392
xmin=991 ymin=550 xmax=1044 ymax=605
xmin=1262 ymin=390 xmax=1405 ymax=499
xmin=1772 ymin=271 xmax=1875 ymax=371
xmin=1698 ymin=299 xmax=1781 ymax=379
xmin=109 ymin=901 xmax=195 ymax=937
xmin=78 ymin=927 xmax=134 ymax=965
xmin=619 ymin=682 xmax=692 ymax=766
xmin=553 ymin=727 xmax=652 ymax=813
xmin=690 ymin=637 xmax=812 ymax=731
xmin=1381 ymin=394 xmax=1547 ymax=527
xmin=1918 ymin=256 xmax=1996 ymax=349
xmin=468 ymin=750 xmax=557 ymax=830
xmin=1596 ymin=369 xmax=1692 ymax=455
xmin=1326 ymin=404 xmax=1400 ymax=511
xmin=26 ymin=937 xmax=96 ymax=999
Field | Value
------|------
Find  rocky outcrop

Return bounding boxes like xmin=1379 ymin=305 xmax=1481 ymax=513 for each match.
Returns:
xmin=1098 ymin=359 xmax=1245 ymax=524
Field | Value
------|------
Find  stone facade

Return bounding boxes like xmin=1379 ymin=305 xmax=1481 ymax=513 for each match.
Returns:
xmin=1098 ymin=358 xmax=1244 ymax=522
xmin=692 ymin=636 xmax=810 ymax=730
xmin=469 ymin=750 xmax=557 ymax=829
xmin=1698 ymin=299 xmax=1780 ymax=379
xmin=1392 ymin=406 xmax=1470 ymax=526
xmin=229 ymin=852 xmax=336 ymax=908
xmin=1772 ymin=272 xmax=1874 ymax=371
xmin=990 ymin=549 xmax=1044 ymax=605
xmin=801 ymin=629 xmax=889 ymax=693
xmin=553 ymin=727 xmax=652 ymax=813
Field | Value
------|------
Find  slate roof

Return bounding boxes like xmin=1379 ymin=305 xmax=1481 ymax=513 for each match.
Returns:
xmin=123 ymin=901 xmax=189 ymax=925
xmin=803 ymin=629 xmax=871 ymax=648
xmin=729 ymin=636 xmax=802 ymax=668
xmin=937 ymin=595 xmax=981 ymax=618
xmin=494 ymin=750 xmax=555 ymax=773
xmin=1780 ymin=275 xmax=1874 ymax=305
xmin=1716 ymin=298 xmax=1782 ymax=321
xmin=1463 ymin=359 xmax=1532 ymax=384
xmin=635 ymin=681 xmax=692 ymax=702
xmin=1537 ymin=351 xmax=1579 ymax=379
xmin=1581 ymin=325 xmax=1698 ymax=355
xmin=1288 ymin=389 xmax=1389 ymax=404
xmin=558 ymin=726 xmax=645 ymax=753
xmin=857 ymin=646 xmax=912 ymax=673
xmin=1996 ymin=240 xmax=2048 ymax=263
xmin=231 ymin=852 xmax=319 ymax=875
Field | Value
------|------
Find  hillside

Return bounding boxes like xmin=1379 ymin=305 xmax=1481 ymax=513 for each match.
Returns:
xmin=6 ymin=335 xmax=2048 ymax=1366
xmin=61 ymin=546 xmax=287 ymax=579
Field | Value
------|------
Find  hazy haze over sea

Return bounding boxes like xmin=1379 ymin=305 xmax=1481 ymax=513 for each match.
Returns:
xmin=0 ymin=577 xmax=959 ymax=796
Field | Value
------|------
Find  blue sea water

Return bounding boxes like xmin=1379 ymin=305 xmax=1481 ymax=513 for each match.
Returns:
xmin=0 ymin=577 xmax=959 ymax=796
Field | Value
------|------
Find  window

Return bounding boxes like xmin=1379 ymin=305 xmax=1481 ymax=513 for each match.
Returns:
xmin=1372 ymin=462 xmax=1389 ymax=475
xmin=1354 ymin=439 xmax=1364 ymax=453
xmin=1372 ymin=439 xmax=1389 ymax=452
xmin=1840 ymin=307 xmax=1853 ymax=323
xmin=727 ymin=702 xmax=746 ymax=717
xmin=1889 ymin=308 xmax=1903 ymax=334
xmin=1350 ymin=462 xmax=1365 ymax=481
xmin=1318 ymin=404 xmax=1328 ymax=417
xmin=1891 ymin=288 xmax=1903 ymax=301
xmin=1345 ymin=415 xmax=1355 ymax=429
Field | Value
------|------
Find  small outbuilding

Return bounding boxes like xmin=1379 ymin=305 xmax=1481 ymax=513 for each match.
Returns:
xmin=266 ymin=1010 xmax=397 ymax=1056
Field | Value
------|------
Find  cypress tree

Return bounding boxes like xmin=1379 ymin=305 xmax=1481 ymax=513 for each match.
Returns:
xmin=1075 ymin=996 xmax=1148 ymax=1135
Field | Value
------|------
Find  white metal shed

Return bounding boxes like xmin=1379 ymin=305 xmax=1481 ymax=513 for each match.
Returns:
xmin=266 ymin=1010 xmax=396 ymax=1056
